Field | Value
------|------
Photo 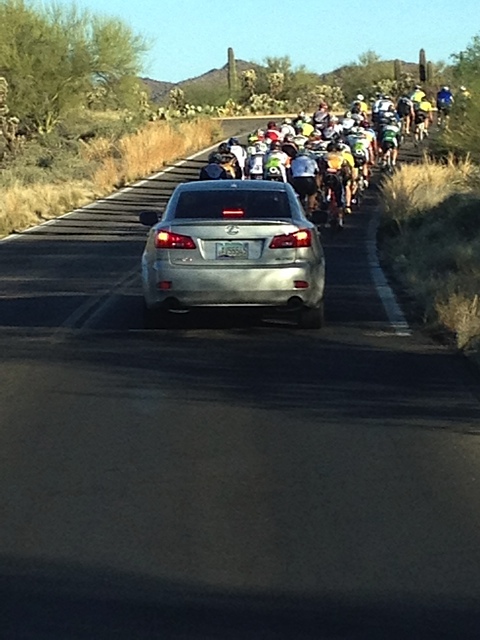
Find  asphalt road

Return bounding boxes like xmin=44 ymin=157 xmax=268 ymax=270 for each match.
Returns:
xmin=1 ymin=119 xmax=480 ymax=638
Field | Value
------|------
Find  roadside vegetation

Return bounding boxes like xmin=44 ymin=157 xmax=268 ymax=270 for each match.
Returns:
xmin=0 ymin=0 xmax=221 ymax=237
xmin=378 ymin=36 xmax=480 ymax=362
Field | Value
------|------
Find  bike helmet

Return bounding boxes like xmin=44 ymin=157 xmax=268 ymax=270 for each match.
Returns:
xmin=218 ymin=142 xmax=230 ymax=154
xmin=284 ymin=133 xmax=295 ymax=143
xmin=460 ymin=85 xmax=467 ymax=91
xmin=442 ymin=86 xmax=450 ymax=91
xmin=267 ymin=121 xmax=277 ymax=129
xmin=344 ymin=110 xmax=352 ymax=118
xmin=228 ymin=137 xmax=240 ymax=146
xmin=283 ymin=117 xmax=292 ymax=124
xmin=326 ymin=141 xmax=342 ymax=152
xmin=356 ymin=94 xmax=364 ymax=101
xmin=270 ymin=140 xmax=282 ymax=150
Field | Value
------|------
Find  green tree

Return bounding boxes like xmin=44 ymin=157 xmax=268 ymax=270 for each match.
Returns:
xmin=0 ymin=0 xmax=148 ymax=134
xmin=452 ymin=33 xmax=480 ymax=82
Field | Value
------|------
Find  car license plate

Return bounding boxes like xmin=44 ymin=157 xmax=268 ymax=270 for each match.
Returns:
xmin=216 ymin=241 xmax=249 ymax=259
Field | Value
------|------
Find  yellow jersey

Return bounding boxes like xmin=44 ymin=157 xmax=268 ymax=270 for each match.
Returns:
xmin=418 ymin=100 xmax=433 ymax=113
xmin=301 ymin=122 xmax=314 ymax=137
xmin=411 ymin=89 xmax=426 ymax=103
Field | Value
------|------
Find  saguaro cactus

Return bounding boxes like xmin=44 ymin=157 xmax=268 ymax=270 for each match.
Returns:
xmin=227 ymin=47 xmax=238 ymax=96
xmin=419 ymin=48 xmax=427 ymax=82
xmin=394 ymin=59 xmax=402 ymax=82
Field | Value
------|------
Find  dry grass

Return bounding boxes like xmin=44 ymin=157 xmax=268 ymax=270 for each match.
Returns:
xmin=380 ymin=154 xmax=477 ymax=233
xmin=92 ymin=118 xmax=220 ymax=192
xmin=436 ymin=294 xmax=480 ymax=349
xmin=0 ymin=181 xmax=95 ymax=236
xmin=0 ymin=117 xmax=222 ymax=237
xmin=380 ymin=155 xmax=480 ymax=352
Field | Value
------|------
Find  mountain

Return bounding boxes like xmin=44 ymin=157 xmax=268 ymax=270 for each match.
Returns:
xmin=141 ymin=59 xmax=262 ymax=103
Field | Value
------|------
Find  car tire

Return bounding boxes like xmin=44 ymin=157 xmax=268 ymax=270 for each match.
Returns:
xmin=297 ymin=302 xmax=325 ymax=329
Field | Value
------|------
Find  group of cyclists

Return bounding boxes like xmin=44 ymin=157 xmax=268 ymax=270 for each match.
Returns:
xmin=199 ymin=83 xmax=468 ymax=228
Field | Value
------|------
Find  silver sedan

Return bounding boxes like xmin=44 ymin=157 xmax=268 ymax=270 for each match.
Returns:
xmin=140 ymin=180 xmax=326 ymax=328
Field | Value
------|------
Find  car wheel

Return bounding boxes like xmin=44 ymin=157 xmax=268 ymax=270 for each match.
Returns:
xmin=297 ymin=302 xmax=325 ymax=329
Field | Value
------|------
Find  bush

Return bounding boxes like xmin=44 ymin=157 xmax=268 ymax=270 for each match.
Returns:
xmin=379 ymin=156 xmax=480 ymax=350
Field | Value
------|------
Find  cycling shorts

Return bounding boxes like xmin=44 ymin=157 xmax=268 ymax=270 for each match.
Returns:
xmin=292 ymin=176 xmax=317 ymax=197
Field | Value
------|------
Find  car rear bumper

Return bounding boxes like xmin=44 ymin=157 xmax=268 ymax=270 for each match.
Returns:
xmin=143 ymin=261 xmax=325 ymax=309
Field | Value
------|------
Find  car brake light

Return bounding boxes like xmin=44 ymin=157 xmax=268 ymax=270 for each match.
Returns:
xmin=269 ymin=229 xmax=312 ymax=249
xmin=222 ymin=208 xmax=245 ymax=219
xmin=155 ymin=230 xmax=196 ymax=249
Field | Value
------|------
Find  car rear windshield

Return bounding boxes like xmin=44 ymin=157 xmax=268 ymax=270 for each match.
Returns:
xmin=173 ymin=190 xmax=292 ymax=220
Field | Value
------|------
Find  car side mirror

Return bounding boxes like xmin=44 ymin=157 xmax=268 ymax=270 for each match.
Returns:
xmin=139 ymin=211 xmax=161 ymax=226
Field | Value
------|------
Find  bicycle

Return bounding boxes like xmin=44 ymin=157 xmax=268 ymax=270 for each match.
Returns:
xmin=321 ymin=171 xmax=344 ymax=231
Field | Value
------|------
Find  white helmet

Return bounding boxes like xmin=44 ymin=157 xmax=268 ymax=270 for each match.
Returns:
xmin=460 ymin=85 xmax=467 ymax=91
xmin=442 ymin=86 xmax=450 ymax=91
xmin=356 ymin=94 xmax=364 ymax=101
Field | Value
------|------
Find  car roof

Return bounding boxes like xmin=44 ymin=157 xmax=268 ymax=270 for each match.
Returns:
xmin=174 ymin=180 xmax=290 ymax=194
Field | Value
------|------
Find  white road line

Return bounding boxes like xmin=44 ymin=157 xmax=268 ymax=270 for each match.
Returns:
xmin=0 ymin=139 xmax=221 ymax=243
xmin=366 ymin=209 xmax=412 ymax=337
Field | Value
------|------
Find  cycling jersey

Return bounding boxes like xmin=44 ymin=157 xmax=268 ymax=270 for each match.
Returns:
xmin=410 ymin=89 xmax=426 ymax=103
xmin=290 ymin=154 xmax=318 ymax=178
xmin=301 ymin=122 xmax=314 ymax=137
xmin=199 ymin=163 xmax=230 ymax=180
xmin=416 ymin=100 xmax=433 ymax=113
xmin=280 ymin=123 xmax=296 ymax=139
xmin=229 ymin=144 xmax=247 ymax=171
xmin=312 ymin=110 xmax=329 ymax=129
xmin=264 ymin=151 xmax=289 ymax=181
xmin=247 ymin=153 xmax=265 ymax=176
xmin=265 ymin=129 xmax=281 ymax=142
xmin=436 ymin=90 xmax=453 ymax=109
xmin=351 ymin=100 xmax=368 ymax=114
xmin=397 ymin=97 xmax=413 ymax=116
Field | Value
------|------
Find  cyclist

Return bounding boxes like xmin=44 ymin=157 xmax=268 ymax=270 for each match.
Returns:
xmin=342 ymin=111 xmax=356 ymax=134
xmin=458 ymin=85 xmax=471 ymax=115
xmin=413 ymin=96 xmax=434 ymax=140
xmin=245 ymin=142 xmax=267 ymax=180
xmin=264 ymin=140 xmax=289 ymax=182
xmin=199 ymin=152 xmax=231 ymax=180
xmin=321 ymin=115 xmax=343 ymax=142
xmin=228 ymin=137 xmax=247 ymax=179
xmin=318 ymin=141 xmax=355 ymax=224
xmin=293 ymin=123 xmax=309 ymax=149
xmin=410 ymin=84 xmax=426 ymax=104
xmin=312 ymin=101 xmax=330 ymax=131
xmin=378 ymin=109 xmax=401 ymax=168
xmin=396 ymin=94 xmax=415 ymax=135
xmin=217 ymin=142 xmax=238 ymax=178
xmin=436 ymin=86 xmax=454 ymax=128
xmin=346 ymin=127 xmax=373 ymax=197
xmin=290 ymin=145 xmax=320 ymax=215
xmin=281 ymin=134 xmax=298 ymax=160
xmin=265 ymin=121 xmax=281 ymax=143
xmin=372 ymin=94 xmax=395 ymax=131
xmin=280 ymin=118 xmax=296 ymax=140
xmin=351 ymin=94 xmax=369 ymax=117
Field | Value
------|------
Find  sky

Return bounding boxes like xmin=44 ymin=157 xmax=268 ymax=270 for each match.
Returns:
xmin=56 ymin=0 xmax=479 ymax=83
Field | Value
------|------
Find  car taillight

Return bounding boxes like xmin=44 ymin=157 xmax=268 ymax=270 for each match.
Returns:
xmin=223 ymin=208 xmax=245 ymax=219
xmin=269 ymin=229 xmax=312 ymax=249
xmin=154 ymin=230 xmax=196 ymax=249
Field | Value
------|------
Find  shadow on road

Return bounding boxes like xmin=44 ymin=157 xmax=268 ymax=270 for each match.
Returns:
xmin=2 ymin=554 xmax=480 ymax=639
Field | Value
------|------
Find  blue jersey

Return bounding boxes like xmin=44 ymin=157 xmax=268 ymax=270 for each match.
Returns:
xmin=437 ymin=90 xmax=453 ymax=108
